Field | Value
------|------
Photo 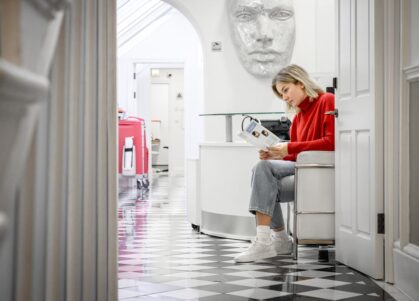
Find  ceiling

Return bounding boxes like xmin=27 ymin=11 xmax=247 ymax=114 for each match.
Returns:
xmin=117 ymin=0 xmax=174 ymax=52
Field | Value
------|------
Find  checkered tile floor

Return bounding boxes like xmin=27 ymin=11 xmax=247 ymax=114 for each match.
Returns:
xmin=118 ymin=175 xmax=396 ymax=300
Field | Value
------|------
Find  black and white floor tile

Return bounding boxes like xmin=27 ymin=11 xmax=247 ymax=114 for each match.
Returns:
xmin=118 ymin=174 xmax=405 ymax=300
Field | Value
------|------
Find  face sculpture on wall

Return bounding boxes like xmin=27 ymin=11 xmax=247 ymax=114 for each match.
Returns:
xmin=228 ymin=0 xmax=296 ymax=78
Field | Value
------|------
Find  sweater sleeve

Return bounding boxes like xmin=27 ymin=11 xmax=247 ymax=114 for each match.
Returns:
xmin=287 ymin=94 xmax=335 ymax=158
xmin=282 ymin=115 xmax=299 ymax=161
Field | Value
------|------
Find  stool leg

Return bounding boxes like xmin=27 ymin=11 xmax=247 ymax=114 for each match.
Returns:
xmin=286 ymin=203 xmax=291 ymax=235
xmin=318 ymin=246 xmax=329 ymax=262
xmin=293 ymin=168 xmax=298 ymax=260
xmin=288 ymin=202 xmax=298 ymax=260
xmin=293 ymin=202 xmax=298 ymax=260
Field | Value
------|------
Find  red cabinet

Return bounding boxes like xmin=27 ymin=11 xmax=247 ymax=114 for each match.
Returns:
xmin=118 ymin=117 xmax=149 ymax=176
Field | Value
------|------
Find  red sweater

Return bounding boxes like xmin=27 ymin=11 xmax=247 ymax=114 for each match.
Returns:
xmin=283 ymin=93 xmax=335 ymax=161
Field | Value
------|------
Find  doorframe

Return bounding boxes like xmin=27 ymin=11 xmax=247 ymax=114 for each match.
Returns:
xmin=383 ymin=0 xmax=401 ymax=283
xmin=132 ymin=60 xmax=185 ymax=177
xmin=393 ymin=0 xmax=419 ymax=298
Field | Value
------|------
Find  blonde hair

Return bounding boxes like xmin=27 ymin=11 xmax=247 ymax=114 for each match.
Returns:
xmin=271 ymin=64 xmax=324 ymax=102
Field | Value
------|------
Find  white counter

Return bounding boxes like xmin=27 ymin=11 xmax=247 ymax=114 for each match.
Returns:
xmin=199 ymin=142 xmax=260 ymax=240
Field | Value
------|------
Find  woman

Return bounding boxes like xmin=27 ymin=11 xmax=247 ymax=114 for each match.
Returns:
xmin=235 ymin=64 xmax=335 ymax=263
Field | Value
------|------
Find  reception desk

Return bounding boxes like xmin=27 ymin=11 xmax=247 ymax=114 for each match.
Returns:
xmin=197 ymin=112 xmax=287 ymax=240
xmin=199 ymin=142 xmax=260 ymax=240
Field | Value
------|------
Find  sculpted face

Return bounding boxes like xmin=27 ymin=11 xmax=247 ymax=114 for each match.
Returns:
xmin=228 ymin=0 xmax=296 ymax=77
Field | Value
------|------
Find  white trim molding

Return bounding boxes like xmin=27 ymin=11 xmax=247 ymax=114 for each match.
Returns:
xmin=0 ymin=59 xmax=49 ymax=102
xmin=393 ymin=3 xmax=419 ymax=300
xmin=383 ymin=0 xmax=401 ymax=284
xmin=403 ymin=243 xmax=419 ymax=259
xmin=28 ymin=0 xmax=68 ymax=19
xmin=0 ymin=58 xmax=48 ymax=300
xmin=0 ymin=0 xmax=117 ymax=300
xmin=404 ymin=64 xmax=419 ymax=81
xmin=394 ymin=248 xmax=419 ymax=299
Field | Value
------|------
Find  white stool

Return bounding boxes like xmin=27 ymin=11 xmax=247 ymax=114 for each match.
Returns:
xmin=279 ymin=151 xmax=335 ymax=260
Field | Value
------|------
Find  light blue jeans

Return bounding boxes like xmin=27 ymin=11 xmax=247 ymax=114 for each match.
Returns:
xmin=249 ymin=160 xmax=295 ymax=229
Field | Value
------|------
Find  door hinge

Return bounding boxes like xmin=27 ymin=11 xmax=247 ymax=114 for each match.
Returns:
xmin=133 ymin=92 xmax=136 ymax=99
xmin=0 ymin=212 xmax=9 ymax=244
xmin=326 ymin=87 xmax=335 ymax=94
xmin=378 ymin=213 xmax=384 ymax=234
xmin=333 ymin=77 xmax=338 ymax=90
xmin=133 ymin=73 xmax=136 ymax=80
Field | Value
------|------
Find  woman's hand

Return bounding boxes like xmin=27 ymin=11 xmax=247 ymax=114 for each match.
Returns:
xmin=259 ymin=143 xmax=289 ymax=160
xmin=259 ymin=149 xmax=270 ymax=160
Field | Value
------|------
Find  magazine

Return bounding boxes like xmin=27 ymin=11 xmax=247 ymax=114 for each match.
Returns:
xmin=238 ymin=119 xmax=281 ymax=149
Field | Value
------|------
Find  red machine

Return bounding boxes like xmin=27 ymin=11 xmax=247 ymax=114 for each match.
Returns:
xmin=118 ymin=117 xmax=149 ymax=176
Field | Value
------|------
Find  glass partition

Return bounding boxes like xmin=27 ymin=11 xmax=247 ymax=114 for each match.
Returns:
xmin=200 ymin=112 xmax=285 ymax=142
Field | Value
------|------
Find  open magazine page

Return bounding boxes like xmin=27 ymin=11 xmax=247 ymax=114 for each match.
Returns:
xmin=238 ymin=120 xmax=281 ymax=149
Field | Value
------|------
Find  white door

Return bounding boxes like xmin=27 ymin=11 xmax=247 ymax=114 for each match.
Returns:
xmin=135 ymin=64 xmax=152 ymax=174
xmin=335 ymin=0 xmax=384 ymax=278
xmin=150 ymin=83 xmax=170 ymax=166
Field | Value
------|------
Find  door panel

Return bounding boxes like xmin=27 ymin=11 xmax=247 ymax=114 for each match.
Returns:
xmin=338 ymin=131 xmax=352 ymax=229
xmin=150 ymin=83 xmax=169 ymax=166
xmin=335 ymin=0 xmax=384 ymax=278
xmin=339 ymin=0 xmax=351 ymax=96
xmin=355 ymin=131 xmax=370 ymax=234
xmin=356 ymin=0 xmax=370 ymax=92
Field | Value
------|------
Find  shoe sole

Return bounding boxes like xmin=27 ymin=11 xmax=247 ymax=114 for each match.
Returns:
xmin=276 ymin=250 xmax=292 ymax=255
xmin=234 ymin=250 xmax=277 ymax=263
xmin=274 ymin=242 xmax=293 ymax=255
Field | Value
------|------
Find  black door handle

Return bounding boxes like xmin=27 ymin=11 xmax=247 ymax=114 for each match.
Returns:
xmin=325 ymin=109 xmax=339 ymax=118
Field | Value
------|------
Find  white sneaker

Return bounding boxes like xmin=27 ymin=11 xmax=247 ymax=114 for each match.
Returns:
xmin=272 ymin=236 xmax=293 ymax=255
xmin=234 ymin=239 xmax=277 ymax=263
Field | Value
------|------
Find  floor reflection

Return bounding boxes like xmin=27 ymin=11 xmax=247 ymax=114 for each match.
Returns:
xmin=117 ymin=174 xmax=400 ymax=301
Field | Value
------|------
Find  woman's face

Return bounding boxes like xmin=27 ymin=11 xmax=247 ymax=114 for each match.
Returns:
xmin=275 ymin=82 xmax=307 ymax=107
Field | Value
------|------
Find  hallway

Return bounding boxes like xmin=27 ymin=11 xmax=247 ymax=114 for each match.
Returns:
xmin=117 ymin=176 xmax=400 ymax=301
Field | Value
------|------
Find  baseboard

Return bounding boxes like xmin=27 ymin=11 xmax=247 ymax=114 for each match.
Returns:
xmin=393 ymin=248 xmax=419 ymax=300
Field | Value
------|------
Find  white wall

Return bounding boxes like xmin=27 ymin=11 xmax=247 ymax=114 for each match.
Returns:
xmin=410 ymin=1 xmax=419 ymax=66
xmin=293 ymin=0 xmax=336 ymax=74
xmin=117 ymin=9 xmax=203 ymax=160
xmin=165 ymin=0 xmax=336 ymax=142
xmin=118 ymin=0 xmax=336 ymax=156
xmin=117 ymin=0 xmax=336 ymax=229
xmin=393 ymin=1 xmax=419 ymax=299
xmin=21 ymin=1 xmax=63 ymax=76
xmin=406 ymin=0 xmax=419 ymax=247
